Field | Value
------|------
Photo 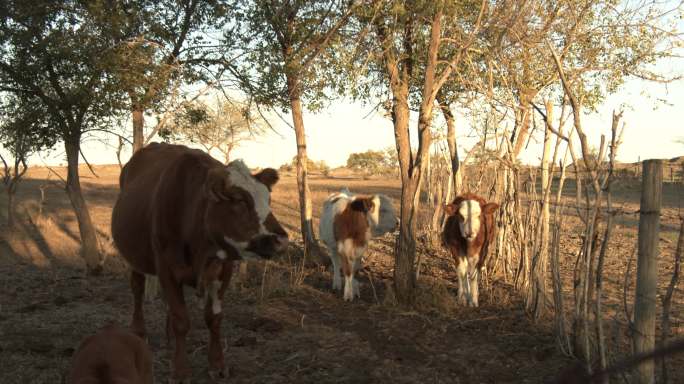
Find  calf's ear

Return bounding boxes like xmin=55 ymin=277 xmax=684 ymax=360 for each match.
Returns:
xmin=205 ymin=167 xmax=231 ymax=201
xmin=444 ymin=203 xmax=457 ymax=216
xmin=253 ymin=168 xmax=280 ymax=191
xmin=483 ymin=202 xmax=499 ymax=214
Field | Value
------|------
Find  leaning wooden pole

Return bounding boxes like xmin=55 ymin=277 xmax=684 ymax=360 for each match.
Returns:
xmin=633 ymin=159 xmax=662 ymax=384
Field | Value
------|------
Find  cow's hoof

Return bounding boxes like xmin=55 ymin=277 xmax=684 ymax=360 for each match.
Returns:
xmin=208 ymin=367 xmax=230 ymax=381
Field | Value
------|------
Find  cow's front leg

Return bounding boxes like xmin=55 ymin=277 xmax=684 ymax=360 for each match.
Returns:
xmin=338 ymin=240 xmax=355 ymax=301
xmin=130 ymin=270 xmax=146 ymax=338
xmin=160 ymin=267 xmax=191 ymax=383
xmin=467 ymin=259 xmax=479 ymax=307
xmin=456 ymin=257 xmax=468 ymax=306
xmin=205 ymin=281 xmax=227 ymax=380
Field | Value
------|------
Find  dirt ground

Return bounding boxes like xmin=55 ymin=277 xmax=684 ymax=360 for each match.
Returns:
xmin=0 ymin=164 xmax=682 ymax=383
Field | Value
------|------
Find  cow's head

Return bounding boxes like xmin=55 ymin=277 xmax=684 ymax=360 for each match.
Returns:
xmin=350 ymin=194 xmax=399 ymax=237
xmin=445 ymin=195 xmax=498 ymax=243
xmin=204 ymin=160 xmax=288 ymax=261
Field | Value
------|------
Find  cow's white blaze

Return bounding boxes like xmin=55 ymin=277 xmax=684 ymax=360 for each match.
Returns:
xmin=457 ymin=199 xmax=481 ymax=241
xmin=226 ymin=159 xmax=271 ymax=225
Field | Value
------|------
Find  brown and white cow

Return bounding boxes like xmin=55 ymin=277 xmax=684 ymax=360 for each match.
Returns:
xmin=111 ymin=142 xmax=288 ymax=382
xmin=442 ymin=193 xmax=499 ymax=307
xmin=67 ymin=323 xmax=153 ymax=384
xmin=319 ymin=188 xmax=398 ymax=301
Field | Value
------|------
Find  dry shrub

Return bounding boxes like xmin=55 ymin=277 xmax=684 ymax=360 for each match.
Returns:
xmin=413 ymin=276 xmax=459 ymax=315
xmin=258 ymin=261 xmax=291 ymax=301
xmin=382 ymin=280 xmax=398 ymax=307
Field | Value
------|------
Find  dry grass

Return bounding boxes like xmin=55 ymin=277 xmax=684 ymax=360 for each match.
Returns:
xmin=0 ymin=164 xmax=682 ymax=383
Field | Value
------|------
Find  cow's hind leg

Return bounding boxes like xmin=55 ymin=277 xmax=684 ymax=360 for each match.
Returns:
xmin=130 ymin=270 xmax=146 ymax=337
xmin=330 ymin=249 xmax=342 ymax=291
xmin=160 ymin=269 xmax=192 ymax=382
xmin=351 ymin=255 xmax=363 ymax=299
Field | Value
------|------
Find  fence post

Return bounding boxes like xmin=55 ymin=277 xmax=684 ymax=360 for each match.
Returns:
xmin=634 ymin=159 xmax=662 ymax=384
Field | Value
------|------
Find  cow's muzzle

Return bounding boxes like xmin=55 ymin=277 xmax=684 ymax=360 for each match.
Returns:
xmin=246 ymin=233 xmax=289 ymax=259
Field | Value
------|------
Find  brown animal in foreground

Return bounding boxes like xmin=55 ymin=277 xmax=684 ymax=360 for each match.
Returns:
xmin=67 ymin=323 xmax=153 ymax=384
xmin=442 ymin=193 xmax=499 ymax=307
xmin=111 ymin=143 xmax=288 ymax=382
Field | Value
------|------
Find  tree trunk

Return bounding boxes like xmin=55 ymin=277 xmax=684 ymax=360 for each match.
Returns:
xmin=437 ymin=94 xmax=462 ymax=195
xmin=511 ymin=90 xmax=538 ymax=159
xmin=634 ymin=159 xmax=662 ymax=384
xmin=529 ymin=101 xmax=553 ymax=318
xmin=64 ymin=138 xmax=103 ymax=275
xmin=391 ymin=81 xmax=416 ymax=305
xmin=286 ymin=75 xmax=319 ymax=262
xmin=6 ymin=186 xmax=15 ymax=228
xmin=132 ymin=104 xmax=145 ymax=153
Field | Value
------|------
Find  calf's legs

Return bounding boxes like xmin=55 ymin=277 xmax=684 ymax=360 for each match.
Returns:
xmin=467 ymin=256 xmax=479 ymax=307
xmin=456 ymin=256 xmax=481 ymax=307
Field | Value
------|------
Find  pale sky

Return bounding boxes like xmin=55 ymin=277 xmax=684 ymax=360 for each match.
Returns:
xmin=13 ymin=69 xmax=684 ymax=170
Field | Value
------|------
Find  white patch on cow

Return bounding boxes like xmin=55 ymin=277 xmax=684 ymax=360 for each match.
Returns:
xmin=226 ymin=159 xmax=271 ymax=225
xmin=222 ymin=236 xmax=261 ymax=261
xmin=373 ymin=194 xmax=398 ymax=236
xmin=458 ymin=199 xmax=482 ymax=242
xmin=216 ymin=250 xmax=228 ymax=260
xmin=205 ymin=281 xmax=222 ymax=314
xmin=337 ymin=238 xmax=355 ymax=259
xmin=343 ymin=274 xmax=354 ymax=301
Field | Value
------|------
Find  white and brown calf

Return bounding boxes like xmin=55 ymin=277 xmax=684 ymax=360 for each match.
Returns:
xmin=319 ymin=188 xmax=398 ymax=301
xmin=442 ymin=193 xmax=499 ymax=307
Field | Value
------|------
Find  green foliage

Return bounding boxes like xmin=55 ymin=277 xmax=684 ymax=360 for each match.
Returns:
xmin=0 ymin=0 xmax=128 ymax=143
xmin=346 ymin=149 xmax=398 ymax=174
xmin=280 ymin=156 xmax=330 ymax=174
xmin=96 ymin=0 xmax=229 ymax=113
xmin=0 ymin=94 xmax=58 ymax=162
xmin=160 ymin=97 xmax=266 ymax=161
xmin=223 ymin=0 xmax=353 ymax=112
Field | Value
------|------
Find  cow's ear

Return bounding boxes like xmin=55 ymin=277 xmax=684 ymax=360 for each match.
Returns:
xmin=350 ymin=198 xmax=373 ymax=212
xmin=253 ymin=168 xmax=279 ymax=190
xmin=483 ymin=202 xmax=499 ymax=215
xmin=445 ymin=204 xmax=457 ymax=216
xmin=206 ymin=167 xmax=231 ymax=201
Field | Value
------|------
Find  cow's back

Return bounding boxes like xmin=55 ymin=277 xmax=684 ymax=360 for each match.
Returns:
xmin=319 ymin=192 xmax=352 ymax=249
xmin=111 ymin=143 xmax=216 ymax=274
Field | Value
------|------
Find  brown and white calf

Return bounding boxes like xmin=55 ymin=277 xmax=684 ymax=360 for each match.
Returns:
xmin=67 ymin=323 xmax=153 ymax=384
xmin=319 ymin=188 xmax=398 ymax=301
xmin=442 ymin=193 xmax=499 ymax=307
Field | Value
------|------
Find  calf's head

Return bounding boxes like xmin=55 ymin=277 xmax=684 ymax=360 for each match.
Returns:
xmin=370 ymin=194 xmax=399 ymax=236
xmin=350 ymin=194 xmax=399 ymax=237
xmin=445 ymin=195 xmax=498 ymax=242
xmin=204 ymin=160 xmax=288 ymax=261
